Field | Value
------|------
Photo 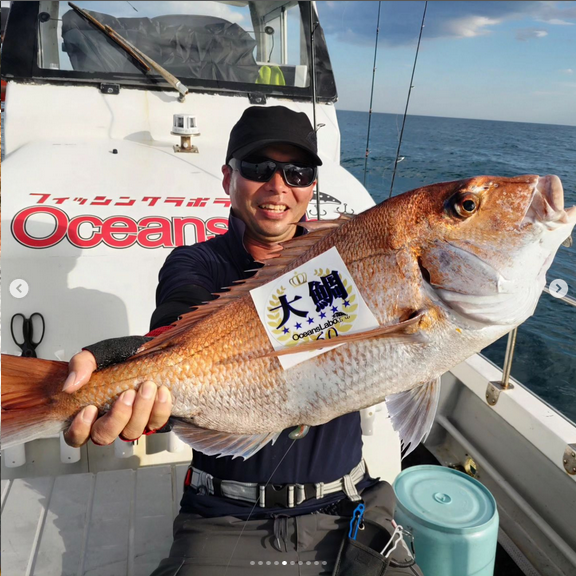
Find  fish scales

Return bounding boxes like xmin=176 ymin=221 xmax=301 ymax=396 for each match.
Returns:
xmin=2 ymin=174 xmax=575 ymax=457
xmin=68 ymin=206 xmax=417 ymax=432
xmin=39 ymin=180 xmax=553 ymax=427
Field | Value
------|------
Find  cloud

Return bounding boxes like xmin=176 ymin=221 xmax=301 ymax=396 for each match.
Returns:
xmin=534 ymin=1 xmax=576 ymax=25
xmin=516 ymin=28 xmax=549 ymax=41
xmin=560 ymin=68 xmax=574 ymax=74
xmin=543 ymin=18 xmax=575 ymax=25
xmin=444 ymin=16 xmax=501 ymax=38
xmin=317 ymin=1 xmax=576 ymax=46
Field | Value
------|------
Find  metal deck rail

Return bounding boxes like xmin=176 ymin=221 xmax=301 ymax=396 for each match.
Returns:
xmin=487 ymin=283 xmax=576 ymax=404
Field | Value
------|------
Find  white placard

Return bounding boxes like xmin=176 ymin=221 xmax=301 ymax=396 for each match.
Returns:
xmin=250 ymin=247 xmax=380 ymax=369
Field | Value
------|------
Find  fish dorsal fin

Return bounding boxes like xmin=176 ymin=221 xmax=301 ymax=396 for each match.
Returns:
xmin=131 ymin=219 xmax=351 ymax=359
xmin=171 ymin=419 xmax=282 ymax=460
xmin=238 ymin=216 xmax=353 ymax=288
xmin=385 ymin=377 xmax=441 ymax=458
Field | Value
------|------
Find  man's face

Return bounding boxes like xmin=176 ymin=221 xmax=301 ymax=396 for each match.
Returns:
xmin=222 ymin=144 xmax=316 ymax=244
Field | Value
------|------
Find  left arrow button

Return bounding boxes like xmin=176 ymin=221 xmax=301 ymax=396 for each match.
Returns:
xmin=9 ymin=279 xmax=29 ymax=299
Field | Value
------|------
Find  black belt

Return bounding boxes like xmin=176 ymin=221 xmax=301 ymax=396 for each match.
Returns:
xmin=185 ymin=460 xmax=367 ymax=509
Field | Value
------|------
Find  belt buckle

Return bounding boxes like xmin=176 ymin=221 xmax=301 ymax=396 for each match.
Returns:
xmin=260 ymin=484 xmax=297 ymax=508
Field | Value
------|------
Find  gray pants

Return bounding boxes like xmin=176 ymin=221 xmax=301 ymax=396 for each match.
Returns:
xmin=150 ymin=481 xmax=423 ymax=575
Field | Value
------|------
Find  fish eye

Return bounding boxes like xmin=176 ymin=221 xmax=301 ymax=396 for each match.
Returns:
xmin=451 ymin=192 xmax=480 ymax=219
xmin=463 ymin=199 xmax=476 ymax=212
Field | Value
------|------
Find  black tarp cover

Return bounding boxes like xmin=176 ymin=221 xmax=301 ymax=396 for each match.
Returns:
xmin=62 ymin=10 xmax=260 ymax=84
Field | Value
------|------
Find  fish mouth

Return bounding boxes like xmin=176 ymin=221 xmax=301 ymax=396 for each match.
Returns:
xmin=524 ymin=175 xmax=576 ymax=229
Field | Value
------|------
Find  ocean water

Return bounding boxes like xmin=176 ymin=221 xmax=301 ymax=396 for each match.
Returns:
xmin=337 ymin=110 xmax=576 ymax=422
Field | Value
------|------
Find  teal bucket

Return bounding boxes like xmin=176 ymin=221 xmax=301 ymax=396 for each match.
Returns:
xmin=393 ymin=465 xmax=499 ymax=576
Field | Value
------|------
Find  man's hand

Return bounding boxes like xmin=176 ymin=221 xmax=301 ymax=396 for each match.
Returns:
xmin=63 ymin=350 xmax=172 ymax=447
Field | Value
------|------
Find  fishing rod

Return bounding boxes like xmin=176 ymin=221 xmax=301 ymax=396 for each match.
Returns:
xmin=363 ymin=1 xmax=382 ymax=188
xmin=389 ymin=0 xmax=428 ymax=199
xmin=309 ymin=1 xmax=322 ymax=221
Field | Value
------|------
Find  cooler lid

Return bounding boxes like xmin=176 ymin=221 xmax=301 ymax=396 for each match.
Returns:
xmin=393 ymin=465 xmax=497 ymax=532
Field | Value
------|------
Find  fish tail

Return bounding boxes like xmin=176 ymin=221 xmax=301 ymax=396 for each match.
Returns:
xmin=1 ymin=354 xmax=70 ymax=449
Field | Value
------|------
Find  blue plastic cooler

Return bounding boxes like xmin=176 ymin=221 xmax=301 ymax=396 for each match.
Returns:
xmin=393 ymin=465 xmax=499 ymax=576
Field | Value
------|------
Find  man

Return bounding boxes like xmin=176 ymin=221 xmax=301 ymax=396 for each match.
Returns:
xmin=64 ymin=106 xmax=421 ymax=575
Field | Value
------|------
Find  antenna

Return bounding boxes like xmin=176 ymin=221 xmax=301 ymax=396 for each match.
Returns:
xmin=389 ymin=1 xmax=428 ymax=199
xmin=309 ymin=2 xmax=322 ymax=221
xmin=363 ymin=1 xmax=382 ymax=188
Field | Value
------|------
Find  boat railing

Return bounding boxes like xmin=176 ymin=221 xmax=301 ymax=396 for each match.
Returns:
xmin=486 ymin=284 xmax=576 ymax=405
xmin=542 ymin=285 xmax=576 ymax=307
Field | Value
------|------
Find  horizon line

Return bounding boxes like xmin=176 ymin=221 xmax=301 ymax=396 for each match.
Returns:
xmin=335 ymin=108 xmax=576 ymax=129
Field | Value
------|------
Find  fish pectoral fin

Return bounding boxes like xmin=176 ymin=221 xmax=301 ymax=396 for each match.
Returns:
xmin=385 ymin=377 xmax=441 ymax=459
xmin=263 ymin=311 xmax=426 ymax=358
xmin=171 ymin=419 xmax=281 ymax=460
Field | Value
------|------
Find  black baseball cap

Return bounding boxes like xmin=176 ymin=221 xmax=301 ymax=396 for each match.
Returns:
xmin=226 ymin=106 xmax=322 ymax=166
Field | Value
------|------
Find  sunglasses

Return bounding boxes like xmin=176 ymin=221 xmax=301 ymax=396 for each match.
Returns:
xmin=229 ymin=157 xmax=317 ymax=188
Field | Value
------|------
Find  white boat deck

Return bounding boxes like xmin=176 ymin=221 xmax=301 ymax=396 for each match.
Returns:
xmin=0 ymin=402 xmax=402 ymax=576
xmin=1 ymin=464 xmax=189 ymax=576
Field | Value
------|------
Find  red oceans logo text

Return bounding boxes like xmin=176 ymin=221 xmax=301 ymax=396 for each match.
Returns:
xmin=12 ymin=206 xmax=229 ymax=249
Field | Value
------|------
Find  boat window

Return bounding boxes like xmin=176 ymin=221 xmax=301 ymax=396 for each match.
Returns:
xmin=29 ymin=1 xmax=334 ymax=98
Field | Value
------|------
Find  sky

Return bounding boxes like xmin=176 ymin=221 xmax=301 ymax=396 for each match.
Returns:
xmin=317 ymin=1 xmax=576 ymax=126
xmin=2 ymin=0 xmax=574 ymax=126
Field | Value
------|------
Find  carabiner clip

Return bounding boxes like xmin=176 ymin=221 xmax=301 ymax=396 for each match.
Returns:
xmin=348 ymin=503 xmax=365 ymax=541
xmin=380 ymin=525 xmax=403 ymax=557
xmin=381 ymin=524 xmax=416 ymax=565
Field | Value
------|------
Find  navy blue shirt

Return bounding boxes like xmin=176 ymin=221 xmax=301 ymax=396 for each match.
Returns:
xmin=155 ymin=211 xmax=377 ymax=519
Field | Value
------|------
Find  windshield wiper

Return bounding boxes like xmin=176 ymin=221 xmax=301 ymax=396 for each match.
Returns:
xmin=68 ymin=2 xmax=189 ymax=101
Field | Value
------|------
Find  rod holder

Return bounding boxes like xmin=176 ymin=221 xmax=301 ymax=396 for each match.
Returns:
xmin=486 ymin=327 xmax=517 ymax=406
